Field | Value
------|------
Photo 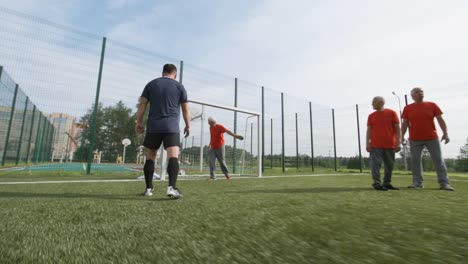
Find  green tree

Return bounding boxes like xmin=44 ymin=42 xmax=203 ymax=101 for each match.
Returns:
xmin=75 ymin=101 xmax=139 ymax=163
xmin=455 ymin=138 xmax=468 ymax=172
xmin=74 ymin=102 xmax=105 ymax=162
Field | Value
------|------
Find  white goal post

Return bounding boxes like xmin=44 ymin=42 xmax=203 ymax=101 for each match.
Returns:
xmin=188 ymin=98 xmax=262 ymax=178
xmin=158 ymin=99 xmax=262 ymax=180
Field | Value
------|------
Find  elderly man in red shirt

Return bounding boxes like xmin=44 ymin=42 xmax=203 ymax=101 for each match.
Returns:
xmin=401 ymin=87 xmax=454 ymax=191
xmin=208 ymin=117 xmax=243 ymax=180
xmin=366 ymin=96 xmax=401 ymax=191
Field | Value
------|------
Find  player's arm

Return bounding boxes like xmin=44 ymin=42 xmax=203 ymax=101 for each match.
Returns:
xmin=393 ymin=123 xmax=401 ymax=152
xmin=436 ymin=115 xmax=449 ymax=144
xmin=181 ymin=102 xmax=190 ymax=137
xmin=401 ymin=118 xmax=409 ymax=144
xmin=366 ymin=125 xmax=372 ymax=152
xmin=225 ymin=129 xmax=243 ymax=140
xmin=135 ymin=96 xmax=148 ymax=134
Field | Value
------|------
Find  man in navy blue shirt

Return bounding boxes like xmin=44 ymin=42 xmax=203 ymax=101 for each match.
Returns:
xmin=135 ymin=64 xmax=190 ymax=199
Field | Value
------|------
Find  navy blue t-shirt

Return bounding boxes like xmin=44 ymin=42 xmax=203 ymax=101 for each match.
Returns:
xmin=141 ymin=77 xmax=188 ymax=133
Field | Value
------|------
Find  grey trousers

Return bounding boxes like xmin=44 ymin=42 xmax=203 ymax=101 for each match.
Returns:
xmin=209 ymin=146 xmax=229 ymax=178
xmin=409 ymin=139 xmax=449 ymax=185
xmin=370 ymin=148 xmax=395 ymax=186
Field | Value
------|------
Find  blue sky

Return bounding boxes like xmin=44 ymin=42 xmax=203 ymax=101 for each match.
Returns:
xmin=1 ymin=0 xmax=468 ymax=157
xmin=2 ymin=0 xmax=468 ymax=106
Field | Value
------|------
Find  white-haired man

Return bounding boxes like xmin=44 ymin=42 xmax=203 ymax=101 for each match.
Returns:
xmin=366 ymin=96 xmax=401 ymax=191
xmin=401 ymin=87 xmax=454 ymax=191
xmin=208 ymin=117 xmax=243 ymax=180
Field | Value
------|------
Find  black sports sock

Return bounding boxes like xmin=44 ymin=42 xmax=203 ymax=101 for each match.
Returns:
xmin=143 ymin=159 xmax=155 ymax=189
xmin=167 ymin=157 xmax=179 ymax=188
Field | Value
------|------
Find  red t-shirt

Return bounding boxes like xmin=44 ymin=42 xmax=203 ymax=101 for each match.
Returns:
xmin=210 ymin=124 xmax=227 ymax=149
xmin=367 ymin=109 xmax=400 ymax=148
xmin=401 ymin=102 xmax=442 ymax=140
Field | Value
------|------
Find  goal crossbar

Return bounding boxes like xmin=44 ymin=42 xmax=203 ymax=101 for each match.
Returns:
xmin=188 ymin=98 xmax=262 ymax=178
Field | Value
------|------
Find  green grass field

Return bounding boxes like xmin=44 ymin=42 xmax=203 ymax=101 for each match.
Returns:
xmin=0 ymin=172 xmax=467 ymax=264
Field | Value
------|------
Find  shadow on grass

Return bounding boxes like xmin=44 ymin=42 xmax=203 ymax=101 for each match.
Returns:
xmin=0 ymin=192 xmax=178 ymax=201
xmin=235 ymin=187 xmax=451 ymax=194
xmin=235 ymin=187 xmax=372 ymax=194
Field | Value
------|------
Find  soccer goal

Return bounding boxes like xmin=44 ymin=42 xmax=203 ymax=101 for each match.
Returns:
xmin=176 ymin=98 xmax=262 ymax=179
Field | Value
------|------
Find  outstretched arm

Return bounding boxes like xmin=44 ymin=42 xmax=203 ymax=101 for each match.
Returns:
xmin=181 ymin=102 xmax=190 ymax=137
xmin=226 ymin=129 xmax=243 ymax=140
xmin=436 ymin=115 xmax=449 ymax=144
xmin=135 ymin=96 xmax=148 ymax=134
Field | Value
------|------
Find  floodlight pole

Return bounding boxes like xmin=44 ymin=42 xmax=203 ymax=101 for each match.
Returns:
xmin=392 ymin=92 xmax=407 ymax=171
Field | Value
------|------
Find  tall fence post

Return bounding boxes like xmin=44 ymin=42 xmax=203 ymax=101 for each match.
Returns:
xmin=261 ymin=86 xmax=265 ymax=172
xmin=87 ymin=37 xmax=107 ymax=175
xmin=37 ymin=116 xmax=47 ymax=163
xmin=281 ymin=93 xmax=285 ymax=173
xmin=332 ymin=108 xmax=337 ymax=171
xmin=199 ymin=105 xmax=205 ymax=173
xmin=233 ymin=77 xmax=238 ymax=174
xmin=39 ymin=119 xmax=49 ymax=163
xmin=356 ymin=104 xmax=363 ymax=172
xmin=179 ymin=60 xmax=184 ymax=163
xmin=15 ymin=96 xmax=29 ymax=165
xmin=179 ymin=60 xmax=184 ymax=84
xmin=270 ymin=118 xmax=273 ymax=169
xmin=2 ymin=84 xmax=19 ymax=166
xmin=250 ymin=122 xmax=253 ymax=168
xmin=33 ymin=113 xmax=43 ymax=163
xmin=295 ymin=112 xmax=299 ymax=171
xmin=309 ymin=102 xmax=314 ymax=172
xmin=47 ymin=123 xmax=54 ymax=162
xmin=26 ymin=105 xmax=36 ymax=163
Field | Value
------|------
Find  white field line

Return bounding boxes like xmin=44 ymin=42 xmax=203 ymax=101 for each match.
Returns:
xmin=0 ymin=173 xmax=467 ymax=185
xmin=0 ymin=173 xmax=363 ymax=185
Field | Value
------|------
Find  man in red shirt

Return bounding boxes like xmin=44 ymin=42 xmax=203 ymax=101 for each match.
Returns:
xmin=208 ymin=117 xmax=243 ymax=180
xmin=401 ymin=87 xmax=454 ymax=191
xmin=366 ymin=96 xmax=401 ymax=191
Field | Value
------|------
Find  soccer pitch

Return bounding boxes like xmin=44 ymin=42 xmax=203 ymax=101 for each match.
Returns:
xmin=0 ymin=173 xmax=467 ymax=264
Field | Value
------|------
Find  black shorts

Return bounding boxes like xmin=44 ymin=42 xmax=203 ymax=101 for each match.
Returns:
xmin=143 ymin=133 xmax=180 ymax=150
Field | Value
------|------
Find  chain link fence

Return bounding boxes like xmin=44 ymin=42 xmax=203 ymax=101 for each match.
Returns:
xmin=1 ymin=6 xmax=467 ymax=176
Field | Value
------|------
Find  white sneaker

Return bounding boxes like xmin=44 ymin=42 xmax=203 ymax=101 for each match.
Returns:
xmin=143 ymin=188 xmax=154 ymax=196
xmin=440 ymin=184 xmax=455 ymax=191
xmin=166 ymin=186 xmax=182 ymax=199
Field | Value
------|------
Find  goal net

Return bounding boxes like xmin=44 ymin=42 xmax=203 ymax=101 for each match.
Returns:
xmin=158 ymin=98 xmax=262 ymax=180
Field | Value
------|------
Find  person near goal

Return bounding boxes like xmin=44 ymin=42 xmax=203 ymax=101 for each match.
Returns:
xmin=366 ymin=96 xmax=401 ymax=191
xmin=207 ymin=116 xmax=243 ymax=180
xmin=401 ymin=87 xmax=454 ymax=191
xmin=135 ymin=63 xmax=190 ymax=198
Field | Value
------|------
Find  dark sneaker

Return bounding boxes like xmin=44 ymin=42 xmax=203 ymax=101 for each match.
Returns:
xmin=373 ymin=185 xmax=388 ymax=191
xmin=383 ymin=184 xmax=400 ymax=190
xmin=440 ymin=184 xmax=455 ymax=191
xmin=225 ymin=175 xmax=231 ymax=180
xmin=407 ymin=184 xmax=424 ymax=189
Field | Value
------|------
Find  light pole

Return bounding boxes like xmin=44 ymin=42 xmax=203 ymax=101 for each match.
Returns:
xmin=122 ymin=138 xmax=131 ymax=164
xmin=392 ymin=92 xmax=407 ymax=171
